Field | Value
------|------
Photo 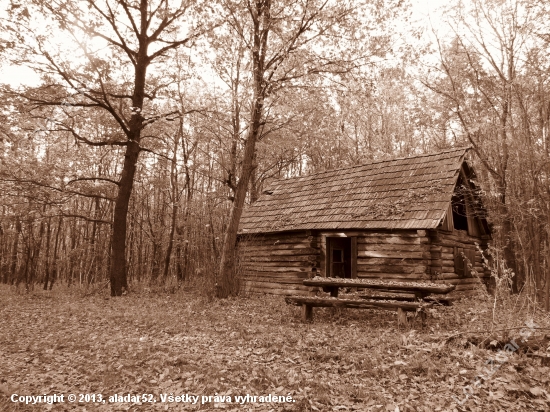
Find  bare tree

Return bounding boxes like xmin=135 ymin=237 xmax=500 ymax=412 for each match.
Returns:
xmin=3 ymin=0 xmax=214 ymax=295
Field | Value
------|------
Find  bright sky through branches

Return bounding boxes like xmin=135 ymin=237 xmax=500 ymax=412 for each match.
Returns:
xmin=0 ymin=0 xmax=450 ymax=87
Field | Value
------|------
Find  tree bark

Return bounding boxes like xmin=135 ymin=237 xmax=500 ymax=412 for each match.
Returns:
xmin=163 ymin=133 xmax=180 ymax=280
xmin=9 ymin=218 xmax=21 ymax=284
xmin=217 ymin=122 xmax=259 ymax=297
xmin=217 ymin=1 xmax=268 ymax=296
xmin=249 ymin=151 xmax=259 ymax=204
xmin=110 ymin=140 xmax=140 ymax=295
xmin=43 ymin=217 xmax=52 ymax=290
xmin=49 ymin=217 xmax=62 ymax=290
xmin=109 ymin=8 xmax=148 ymax=295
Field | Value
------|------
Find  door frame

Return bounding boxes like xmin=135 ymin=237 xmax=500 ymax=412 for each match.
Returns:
xmin=321 ymin=233 xmax=357 ymax=278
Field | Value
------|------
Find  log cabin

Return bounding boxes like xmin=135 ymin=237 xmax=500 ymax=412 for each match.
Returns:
xmin=237 ymin=147 xmax=491 ymax=296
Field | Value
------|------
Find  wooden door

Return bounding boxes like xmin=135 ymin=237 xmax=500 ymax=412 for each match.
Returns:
xmin=327 ymin=237 xmax=353 ymax=278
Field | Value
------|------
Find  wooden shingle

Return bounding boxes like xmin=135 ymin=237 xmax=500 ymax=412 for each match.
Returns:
xmin=239 ymin=147 xmax=471 ymax=234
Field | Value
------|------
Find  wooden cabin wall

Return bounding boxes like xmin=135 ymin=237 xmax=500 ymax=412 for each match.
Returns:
xmin=430 ymin=229 xmax=489 ymax=292
xmin=237 ymin=228 xmax=490 ymax=296
xmin=352 ymin=230 xmax=432 ymax=282
xmin=237 ymin=231 xmax=320 ymax=295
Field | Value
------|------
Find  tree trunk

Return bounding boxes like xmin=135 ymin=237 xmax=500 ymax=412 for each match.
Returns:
xmin=49 ymin=217 xmax=62 ymax=290
xmin=216 ymin=128 xmax=257 ymax=297
xmin=9 ymin=218 xmax=21 ymax=284
xmin=498 ymin=190 xmax=518 ymax=292
xmin=109 ymin=38 xmax=148 ymax=295
xmin=249 ymin=151 xmax=259 ymax=203
xmin=163 ymin=135 xmax=180 ymax=280
xmin=110 ymin=140 xmax=140 ymax=296
xmin=217 ymin=88 xmax=264 ymax=297
xmin=67 ymin=215 xmax=78 ymax=287
xmin=217 ymin=0 xmax=270 ymax=298
xmin=43 ymin=217 xmax=52 ymax=290
xmin=29 ymin=219 xmax=45 ymax=287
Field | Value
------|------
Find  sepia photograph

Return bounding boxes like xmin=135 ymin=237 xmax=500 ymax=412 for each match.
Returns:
xmin=0 ymin=0 xmax=549 ymax=410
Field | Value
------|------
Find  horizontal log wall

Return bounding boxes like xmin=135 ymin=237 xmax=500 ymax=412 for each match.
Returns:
xmin=353 ymin=230 xmax=431 ymax=282
xmin=237 ymin=231 xmax=319 ymax=295
xmin=430 ymin=229 xmax=489 ymax=291
xmin=237 ymin=228 xmax=490 ymax=296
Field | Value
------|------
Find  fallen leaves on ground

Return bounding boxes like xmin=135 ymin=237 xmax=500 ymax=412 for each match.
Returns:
xmin=0 ymin=285 xmax=549 ymax=412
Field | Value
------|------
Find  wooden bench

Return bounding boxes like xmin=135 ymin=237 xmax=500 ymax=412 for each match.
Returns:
xmin=358 ymin=294 xmax=453 ymax=306
xmin=286 ymin=277 xmax=456 ymax=326
xmin=302 ymin=277 xmax=455 ymax=299
xmin=285 ymin=296 xmax=432 ymax=324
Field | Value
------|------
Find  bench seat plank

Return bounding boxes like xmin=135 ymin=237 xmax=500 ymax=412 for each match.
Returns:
xmin=285 ymin=296 xmax=432 ymax=312
xmin=357 ymin=294 xmax=452 ymax=306
xmin=303 ymin=277 xmax=455 ymax=295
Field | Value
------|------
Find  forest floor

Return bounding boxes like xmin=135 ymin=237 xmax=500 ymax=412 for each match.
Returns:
xmin=1 ymin=284 xmax=550 ymax=412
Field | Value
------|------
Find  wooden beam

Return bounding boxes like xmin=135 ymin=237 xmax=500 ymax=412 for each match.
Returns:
xmin=302 ymin=304 xmax=313 ymax=322
xmin=351 ymin=237 xmax=357 ymax=279
xmin=285 ymin=296 xmax=432 ymax=311
xmin=302 ymin=278 xmax=455 ymax=294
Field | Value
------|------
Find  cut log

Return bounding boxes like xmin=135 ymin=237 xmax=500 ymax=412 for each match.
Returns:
xmin=240 ymin=260 xmax=311 ymax=268
xmin=356 ymin=264 xmax=427 ymax=274
xmin=240 ymin=266 xmax=310 ymax=273
xmin=245 ymin=281 xmax=309 ymax=291
xmin=357 ymin=236 xmax=423 ymax=245
xmin=355 ymin=257 xmax=426 ymax=266
xmin=357 ymin=243 xmax=426 ymax=252
xmin=241 ymin=248 xmax=319 ymax=256
xmin=357 ymin=251 xmax=426 ymax=259
xmin=320 ymin=230 xmax=425 ymax=238
xmin=243 ymin=286 xmax=311 ymax=296
xmin=241 ymin=255 xmax=317 ymax=262
xmin=285 ymin=296 xmax=432 ymax=312
xmin=356 ymin=273 xmax=431 ymax=281
xmin=358 ymin=294 xmax=417 ymax=302
xmin=303 ymin=277 xmax=455 ymax=295
xmin=238 ymin=232 xmax=312 ymax=244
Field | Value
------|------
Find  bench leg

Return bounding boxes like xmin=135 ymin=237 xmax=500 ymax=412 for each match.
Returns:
xmin=302 ymin=304 xmax=313 ymax=322
xmin=420 ymin=309 xmax=427 ymax=328
xmin=397 ymin=307 xmax=408 ymax=328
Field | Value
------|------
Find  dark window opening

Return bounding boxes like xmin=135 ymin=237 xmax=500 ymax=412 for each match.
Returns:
xmin=452 ymin=179 xmax=469 ymax=231
xmin=327 ymin=237 xmax=352 ymax=278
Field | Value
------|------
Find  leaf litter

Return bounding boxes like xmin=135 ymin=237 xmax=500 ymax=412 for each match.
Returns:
xmin=0 ymin=285 xmax=549 ymax=412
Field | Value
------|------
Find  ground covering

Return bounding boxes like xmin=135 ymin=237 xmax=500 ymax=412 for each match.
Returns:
xmin=0 ymin=284 xmax=549 ymax=411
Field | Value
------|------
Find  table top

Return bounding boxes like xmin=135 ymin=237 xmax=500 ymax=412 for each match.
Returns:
xmin=302 ymin=276 xmax=456 ymax=295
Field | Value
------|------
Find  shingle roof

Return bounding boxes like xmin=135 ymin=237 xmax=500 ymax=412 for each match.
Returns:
xmin=239 ymin=147 xmax=472 ymax=234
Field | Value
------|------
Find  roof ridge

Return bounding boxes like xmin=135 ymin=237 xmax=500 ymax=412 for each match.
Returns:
xmin=268 ymin=146 xmax=471 ymax=186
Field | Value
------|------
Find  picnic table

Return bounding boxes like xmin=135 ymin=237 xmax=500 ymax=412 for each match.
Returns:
xmin=285 ymin=276 xmax=456 ymax=325
xmin=302 ymin=277 xmax=455 ymax=299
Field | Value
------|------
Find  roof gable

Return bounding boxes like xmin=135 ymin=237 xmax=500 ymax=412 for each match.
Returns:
xmin=239 ymin=147 xmax=473 ymax=234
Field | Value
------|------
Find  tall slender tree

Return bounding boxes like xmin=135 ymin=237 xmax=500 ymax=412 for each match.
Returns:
xmin=215 ymin=0 xmax=404 ymax=297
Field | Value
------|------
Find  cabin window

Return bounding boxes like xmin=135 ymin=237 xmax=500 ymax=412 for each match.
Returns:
xmin=452 ymin=190 xmax=469 ymax=231
xmin=325 ymin=237 xmax=357 ymax=278
xmin=451 ymin=173 xmax=483 ymax=236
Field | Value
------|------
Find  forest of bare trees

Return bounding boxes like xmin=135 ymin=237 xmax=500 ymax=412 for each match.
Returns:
xmin=0 ymin=0 xmax=549 ymax=308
